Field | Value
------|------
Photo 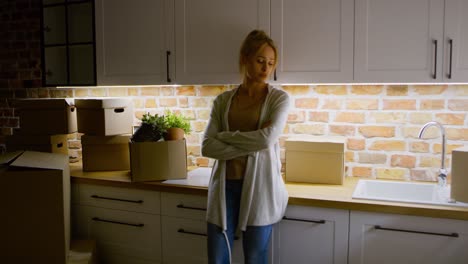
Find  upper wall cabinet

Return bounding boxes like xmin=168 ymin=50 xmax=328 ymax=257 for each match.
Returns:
xmin=444 ymin=0 xmax=468 ymax=82
xmin=95 ymin=0 xmax=174 ymax=85
xmin=174 ymin=0 xmax=270 ymax=85
xmin=271 ymin=0 xmax=354 ymax=84
xmin=42 ymin=0 xmax=96 ymax=86
xmin=354 ymin=0 xmax=468 ymax=83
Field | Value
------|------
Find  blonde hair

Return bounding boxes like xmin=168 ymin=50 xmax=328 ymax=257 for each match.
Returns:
xmin=239 ymin=29 xmax=278 ymax=78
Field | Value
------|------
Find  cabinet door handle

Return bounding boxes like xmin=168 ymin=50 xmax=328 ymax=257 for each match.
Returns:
xmin=283 ymin=216 xmax=326 ymax=224
xmin=274 ymin=69 xmax=277 ymax=81
xmin=91 ymin=194 xmax=143 ymax=204
xmin=374 ymin=225 xmax=458 ymax=238
xmin=166 ymin=50 xmax=172 ymax=83
xmin=178 ymin=228 xmax=207 ymax=237
xmin=432 ymin=39 xmax=438 ymax=79
xmin=92 ymin=217 xmax=144 ymax=227
xmin=448 ymin=39 xmax=453 ymax=79
xmin=177 ymin=204 xmax=206 ymax=211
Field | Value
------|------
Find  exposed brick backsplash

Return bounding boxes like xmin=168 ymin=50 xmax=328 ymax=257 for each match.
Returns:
xmin=2 ymin=84 xmax=467 ymax=182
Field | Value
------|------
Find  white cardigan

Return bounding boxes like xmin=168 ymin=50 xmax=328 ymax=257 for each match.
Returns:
xmin=201 ymin=85 xmax=290 ymax=232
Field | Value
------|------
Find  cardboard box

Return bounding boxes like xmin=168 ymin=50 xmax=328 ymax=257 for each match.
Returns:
xmin=81 ymin=134 xmax=131 ymax=171
xmin=75 ymin=98 xmax=133 ymax=136
xmin=285 ymin=136 xmax=345 ymax=184
xmin=68 ymin=240 xmax=98 ymax=264
xmin=0 ymin=151 xmax=70 ymax=264
xmin=130 ymin=139 xmax=187 ymax=182
xmin=5 ymin=134 xmax=69 ymax=155
xmin=451 ymin=146 xmax=468 ymax=203
xmin=15 ymin=98 xmax=77 ymax=135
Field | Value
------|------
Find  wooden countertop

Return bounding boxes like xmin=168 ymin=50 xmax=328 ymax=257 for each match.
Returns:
xmin=70 ymin=164 xmax=468 ymax=221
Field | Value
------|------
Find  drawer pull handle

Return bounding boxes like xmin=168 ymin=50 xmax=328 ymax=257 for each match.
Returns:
xmin=283 ymin=216 xmax=326 ymax=224
xmin=92 ymin=217 xmax=144 ymax=227
xmin=91 ymin=195 xmax=143 ymax=204
xmin=374 ymin=225 xmax=458 ymax=238
xmin=178 ymin=228 xmax=207 ymax=237
xmin=177 ymin=204 xmax=206 ymax=211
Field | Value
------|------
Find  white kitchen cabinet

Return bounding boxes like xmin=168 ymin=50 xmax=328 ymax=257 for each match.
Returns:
xmin=160 ymin=192 xmax=261 ymax=264
xmin=270 ymin=0 xmax=354 ymax=84
xmin=354 ymin=0 xmax=444 ymax=82
xmin=444 ymin=0 xmax=468 ymax=82
xmin=349 ymin=210 xmax=468 ymax=264
xmin=71 ymin=183 xmax=162 ymax=264
xmin=273 ymin=205 xmax=349 ymax=264
xmin=174 ymin=0 xmax=270 ymax=84
xmin=95 ymin=0 xmax=174 ymax=85
xmin=161 ymin=192 xmax=209 ymax=264
xmin=354 ymin=0 xmax=468 ymax=83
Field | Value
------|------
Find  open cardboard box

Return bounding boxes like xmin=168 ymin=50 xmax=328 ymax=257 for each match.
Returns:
xmin=0 ymin=151 xmax=70 ymax=264
xmin=130 ymin=139 xmax=187 ymax=182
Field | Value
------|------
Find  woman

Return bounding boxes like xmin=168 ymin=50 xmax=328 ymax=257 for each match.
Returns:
xmin=201 ymin=30 xmax=290 ymax=264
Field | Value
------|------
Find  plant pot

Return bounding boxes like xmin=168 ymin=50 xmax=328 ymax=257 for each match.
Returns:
xmin=164 ymin=127 xmax=185 ymax=141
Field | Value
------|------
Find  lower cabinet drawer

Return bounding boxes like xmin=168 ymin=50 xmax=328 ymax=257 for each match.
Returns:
xmin=162 ymin=215 xmax=208 ymax=263
xmin=72 ymin=183 xmax=160 ymax=215
xmin=73 ymin=205 xmax=161 ymax=263
xmin=161 ymin=215 xmax=244 ymax=264
xmin=161 ymin=192 xmax=207 ymax=220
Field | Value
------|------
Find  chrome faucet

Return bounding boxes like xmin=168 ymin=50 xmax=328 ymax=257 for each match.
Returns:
xmin=418 ymin=121 xmax=447 ymax=187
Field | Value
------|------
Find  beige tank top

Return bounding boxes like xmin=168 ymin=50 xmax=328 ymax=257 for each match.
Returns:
xmin=226 ymin=91 xmax=267 ymax=180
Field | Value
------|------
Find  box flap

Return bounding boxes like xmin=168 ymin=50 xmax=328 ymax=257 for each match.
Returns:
xmin=14 ymin=98 xmax=75 ymax=109
xmin=81 ymin=134 xmax=131 ymax=145
xmin=286 ymin=135 xmax=345 ymax=152
xmin=75 ymin=98 xmax=133 ymax=109
xmin=0 ymin=151 xmax=24 ymax=166
xmin=453 ymin=146 xmax=468 ymax=153
xmin=10 ymin=151 xmax=68 ymax=171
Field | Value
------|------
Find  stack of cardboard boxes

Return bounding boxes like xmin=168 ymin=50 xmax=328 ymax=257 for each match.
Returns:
xmin=7 ymin=98 xmax=76 ymax=155
xmin=75 ymin=98 xmax=133 ymax=172
xmin=2 ymin=99 xmax=95 ymax=263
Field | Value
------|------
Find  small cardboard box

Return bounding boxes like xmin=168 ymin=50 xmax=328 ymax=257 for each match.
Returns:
xmin=75 ymin=98 xmax=133 ymax=136
xmin=5 ymin=134 xmax=69 ymax=155
xmin=81 ymin=134 xmax=131 ymax=171
xmin=451 ymin=146 xmax=468 ymax=203
xmin=130 ymin=139 xmax=187 ymax=182
xmin=68 ymin=240 xmax=98 ymax=264
xmin=15 ymin=98 xmax=77 ymax=135
xmin=0 ymin=151 xmax=70 ymax=264
xmin=285 ymin=136 xmax=345 ymax=185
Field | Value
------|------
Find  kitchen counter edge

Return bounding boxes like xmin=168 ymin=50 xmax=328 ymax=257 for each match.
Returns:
xmin=70 ymin=165 xmax=468 ymax=221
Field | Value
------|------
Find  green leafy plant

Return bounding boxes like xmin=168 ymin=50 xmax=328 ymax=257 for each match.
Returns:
xmin=163 ymin=110 xmax=192 ymax=134
xmin=131 ymin=111 xmax=192 ymax=142
xmin=131 ymin=113 xmax=166 ymax=142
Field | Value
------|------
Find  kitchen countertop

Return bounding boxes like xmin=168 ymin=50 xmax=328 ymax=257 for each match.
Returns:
xmin=70 ymin=164 xmax=468 ymax=221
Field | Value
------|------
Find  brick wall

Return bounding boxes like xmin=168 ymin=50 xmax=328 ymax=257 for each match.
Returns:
xmin=21 ymin=84 xmax=467 ymax=181
xmin=1 ymin=1 xmax=467 ymax=180
xmin=0 ymin=0 xmax=42 ymax=145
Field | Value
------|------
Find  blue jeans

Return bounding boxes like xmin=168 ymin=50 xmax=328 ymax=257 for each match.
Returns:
xmin=207 ymin=180 xmax=272 ymax=264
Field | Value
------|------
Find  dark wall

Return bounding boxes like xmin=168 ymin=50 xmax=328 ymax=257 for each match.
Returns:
xmin=0 ymin=0 xmax=42 ymax=145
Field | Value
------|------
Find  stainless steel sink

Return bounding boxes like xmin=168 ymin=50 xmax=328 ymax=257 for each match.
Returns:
xmin=352 ymin=179 xmax=468 ymax=207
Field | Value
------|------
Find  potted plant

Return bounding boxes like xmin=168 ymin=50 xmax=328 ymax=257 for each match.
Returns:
xmin=162 ymin=110 xmax=192 ymax=141
xmin=131 ymin=113 xmax=166 ymax=142
xmin=129 ymin=111 xmax=189 ymax=182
